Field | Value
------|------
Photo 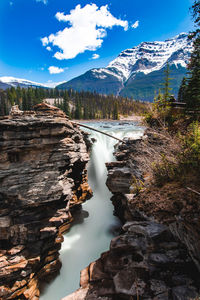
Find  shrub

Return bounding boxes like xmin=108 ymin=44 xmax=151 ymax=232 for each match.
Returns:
xmin=130 ymin=175 xmax=144 ymax=195
xmin=152 ymin=154 xmax=177 ymax=186
xmin=181 ymin=121 xmax=200 ymax=168
xmin=152 ymin=121 xmax=200 ymax=186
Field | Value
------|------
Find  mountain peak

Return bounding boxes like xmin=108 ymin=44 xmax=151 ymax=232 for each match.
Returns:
xmin=56 ymin=33 xmax=193 ymax=101
xmin=171 ymin=32 xmax=188 ymax=40
xmin=106 ymin=33 xmax=192 ymax=80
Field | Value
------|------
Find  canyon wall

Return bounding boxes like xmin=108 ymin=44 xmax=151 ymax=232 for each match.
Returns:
xmin=0 ymin=104 xmax=92 ymax=299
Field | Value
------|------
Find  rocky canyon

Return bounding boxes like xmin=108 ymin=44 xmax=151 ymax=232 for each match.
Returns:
xmin=1 ymin=105 xmax=200 ymax=300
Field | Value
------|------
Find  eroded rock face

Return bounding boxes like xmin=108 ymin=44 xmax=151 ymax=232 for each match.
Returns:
xmin=0 ymin=104 xmax=92 ymax=299
xmin=63 ymin=219 xmax=199 ymax=300
xmin=106 ymin=131 xmax=200 ymax=275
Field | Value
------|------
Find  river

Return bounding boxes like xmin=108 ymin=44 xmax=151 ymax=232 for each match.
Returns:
xmin=40 ymin=121 xmax=144 ymax=300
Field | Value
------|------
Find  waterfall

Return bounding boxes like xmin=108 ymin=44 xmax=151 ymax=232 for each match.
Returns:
xmin=41 ymin=121 xmax=144 ymax=300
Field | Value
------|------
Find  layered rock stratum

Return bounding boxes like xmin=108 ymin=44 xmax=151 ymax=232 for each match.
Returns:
xmin=65 ymin=129 xmax=200 ymax=300
xmin=0 ymin=103 xmax=92 ymax=299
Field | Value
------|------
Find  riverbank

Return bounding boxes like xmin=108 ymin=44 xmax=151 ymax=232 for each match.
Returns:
xmin=72 ymin=114 xmax=144 ymax=124
xmin=120 ymin=114 xmax=144 ymax=122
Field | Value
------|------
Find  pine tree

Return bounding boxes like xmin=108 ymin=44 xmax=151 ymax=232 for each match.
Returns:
xmin=154 ymin=65 xmax=173 ymax=126
xmin=184 ymin=1 xmax=200 ymax=109
xmin=16 ymin=86 xmax=23 ymax=108
xmin=63 ymin=92 xmax=70 ymax=117
xmin=186 ymin=38 xmax=200 ymax=109
xmin=83 ymin=105 xmax=89 ymax=119
xmin=7 ymin=87 xmax=17 ymax=106
xmin=154 ymin=89 xmax=164 ymax=109
xmin=75 ymin=100 xmax=82 ymax=119
xmin=113 ymin=102 xmax=119 ymax=120
xmin=22 ymin=91 xmax=28 ymax=111
xmin=154 ymin=63 xmax=173 ymax=112
xmin=27 ymin=88 xmax=34 ymax=110
xmin=0 ymin=90 xmax=9 ymax=115
xmin=178 ymin=77 xmax=187 ymax=102
xmin=162 ymin=63 xmax=172 ymax=103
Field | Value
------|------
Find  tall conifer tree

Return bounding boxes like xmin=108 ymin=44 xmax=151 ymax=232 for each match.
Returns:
xmin=184 ymin=1 xmax=200 ymax=109
xmin=162 ymin=63 xmax=172 ymax=103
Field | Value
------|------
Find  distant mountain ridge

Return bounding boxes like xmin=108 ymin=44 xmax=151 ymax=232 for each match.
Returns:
xmin=57 ymin=33 xmax=193 ymax=101
xmin=0 ymin=77 xmax=48 ymax=90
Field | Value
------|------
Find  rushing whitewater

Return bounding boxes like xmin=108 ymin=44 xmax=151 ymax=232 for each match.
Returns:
xmin=41 ymin=121 xmax=144 ymax=300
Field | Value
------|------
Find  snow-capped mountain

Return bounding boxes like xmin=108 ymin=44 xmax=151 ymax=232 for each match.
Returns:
xmin=0 ymin=76 xmax=48 ymax=90
xmin=104 ymin=33 xmax=192 ymax=80
xmin=57 ymin=33 xmax=193 ymax=101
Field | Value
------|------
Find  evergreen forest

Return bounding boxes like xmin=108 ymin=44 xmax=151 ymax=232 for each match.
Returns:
xmin=0 ymin=87 xmax=149 ymax=119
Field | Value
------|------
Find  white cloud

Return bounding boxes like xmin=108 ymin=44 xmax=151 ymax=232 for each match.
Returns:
xmin=92 ymin=54 xmax=100 ymax=59
xmin=41 ymin=37 xmax=49 ymax=46
xmin=41 ymin=4 xmax=128 ymax=60
xmin=132 ymin=20 xmax=139 ymax=29
xmin=46 ymin=46 xmax=52 ymax=51
xmin=48 ymin=66 xmax=64 ymax=74
xmin=36 ymin=0 xmax=48 ymax=4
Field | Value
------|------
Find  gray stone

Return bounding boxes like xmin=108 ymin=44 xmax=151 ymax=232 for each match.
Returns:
xmin=172 ymin=286 xmax=198 ymax=300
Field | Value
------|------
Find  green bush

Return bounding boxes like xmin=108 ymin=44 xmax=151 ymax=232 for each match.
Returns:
xmin=181 ymin=121 xmax=200 ymax=168
xmin=152 ymin=154 xmax=177 ymax=186
xmin=130 ymin=175 xmax=144 ymax=195
xmin=144 ymin=112 xmax=154 ymax=124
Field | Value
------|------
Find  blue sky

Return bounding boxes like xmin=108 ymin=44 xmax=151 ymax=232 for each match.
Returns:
xmin=0 ymin=0 xmax=194 ymax=86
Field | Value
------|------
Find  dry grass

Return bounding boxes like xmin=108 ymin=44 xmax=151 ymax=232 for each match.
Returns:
xmin=127 ymin=124 xmax=200 ymax=226
xmin=129 ymin=127 xmax=181 ymax=186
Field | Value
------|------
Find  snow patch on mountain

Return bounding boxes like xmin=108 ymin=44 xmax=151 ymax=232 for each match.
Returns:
xmin=91 ymin=68 xmax=124 ymax=81
xmin=0 ymin=76 xmax=47 ymax=88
